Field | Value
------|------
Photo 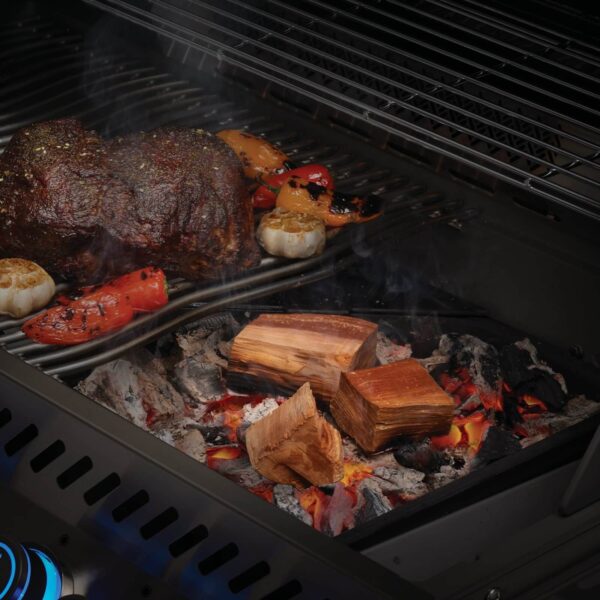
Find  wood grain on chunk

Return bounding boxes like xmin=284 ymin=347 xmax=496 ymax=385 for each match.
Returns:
xmin=331 ymin=359 xmax=455 ymax=453
xmin=227 ymin=313 xmax=378 ymax=401
xmin=245 ymin=383 xmax=344 ymax=487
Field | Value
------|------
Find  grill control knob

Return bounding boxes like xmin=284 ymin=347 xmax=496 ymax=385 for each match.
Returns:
xmin=0 ymin=537 xmax=68 ymax=600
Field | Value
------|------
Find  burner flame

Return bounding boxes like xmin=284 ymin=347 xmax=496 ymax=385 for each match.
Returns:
xmin=431 ymin=412 xmax=491 ymax=454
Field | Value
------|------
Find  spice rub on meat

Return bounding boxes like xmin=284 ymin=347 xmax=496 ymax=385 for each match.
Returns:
xmin=0 ymin=118 xmax=260 ymax=282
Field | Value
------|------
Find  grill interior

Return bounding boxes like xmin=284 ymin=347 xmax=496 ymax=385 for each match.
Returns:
xmin=1 ymin=1 xmax=600 ymax=598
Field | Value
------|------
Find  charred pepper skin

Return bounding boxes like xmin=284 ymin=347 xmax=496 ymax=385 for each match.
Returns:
xmin=252 ymin=164 xmax=335 ymax=209
xmin=22 ymin=267 xmax=169 ymax=345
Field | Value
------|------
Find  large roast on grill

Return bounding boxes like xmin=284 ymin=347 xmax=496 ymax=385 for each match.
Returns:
xmin=0 ymin=118 xmax=260 ymax=282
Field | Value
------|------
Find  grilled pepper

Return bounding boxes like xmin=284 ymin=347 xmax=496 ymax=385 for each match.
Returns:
xmin=276 ymin=177 xmax=383 ymax=227
xmin=217 ymin=129 xmax=288 ymax=180
xmin=253 ymin=164 xmax=334 ymax=209
xmin=22 ymin=267 xmax=169 ymax=345
xmin=22 ymin=288 xmax=135 ymax=345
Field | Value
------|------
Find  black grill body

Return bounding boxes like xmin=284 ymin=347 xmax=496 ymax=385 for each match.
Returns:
xmin=1 ymin=1 xmax=600 ymax=599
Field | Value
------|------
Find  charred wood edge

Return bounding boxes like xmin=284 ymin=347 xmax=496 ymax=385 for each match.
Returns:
xmin=0 ymin=350 xmax=426 ymax=600
xmin=1 ymin=203 xmax=472 ymax=375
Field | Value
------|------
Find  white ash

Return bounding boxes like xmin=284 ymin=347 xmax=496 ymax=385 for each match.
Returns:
xmin=515 ymin=338 xmax=568 ymax=394
xmin=273 ymin=485 xmax=312 ymax=526
xmin=76 ymin=355 xmax=184 ymax=430
xmin=518 ymin=395 xmax=599 ymax=440
xmin=242 ymin=397 xmax=279 ymax=424
xmin=427 ymin=461 xmax=470 ymax=490
xmin=439 ymin=334 xmax=502 ymax=396
xmin=176 ymin=313 xmax=240 ymax=365
xmin=154 ymin=428 xmax=175 ymax=447
xmin=323 ymin=483 xmax=355 ymax=536
xmin=376 ymin=332 xmax=412 ymax=365
xmin=416 ymin=354 xmax=449 ymax=372
xmin=174 ymin=429 xmax=207 ymax=464
xmin=372 ymin=466 xmax=428 ymax=497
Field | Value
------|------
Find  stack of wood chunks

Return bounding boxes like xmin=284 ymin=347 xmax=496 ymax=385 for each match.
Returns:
xmin=230 ymin=314 xmax=454 ymax=486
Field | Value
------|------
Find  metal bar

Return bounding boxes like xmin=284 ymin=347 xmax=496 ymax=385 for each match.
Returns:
xmin=104 ymin=1 xmax=600 ymax=190
xmin=457 ymin=0 xmax=600 ymax=57
xmin=363 ymin=0 xmax=600 ymax=83
xmin=83 ymin=0 xmax=600 ymax=219
xmin=428 ymin=0 xmax=600 ymax=69
xmin=261 ymin=0 xmax=600 ymax=145
xmin=198 ymin=0 xmax=600 ymax=166
xmin=302 ymin=0 xmax=600 ymax=114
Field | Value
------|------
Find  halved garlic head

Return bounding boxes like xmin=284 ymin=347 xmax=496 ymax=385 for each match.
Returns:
xmin=0 ymin=259 xmax=56 ymax=318
xmin=257 ymin=208 xmax=326 ymax=259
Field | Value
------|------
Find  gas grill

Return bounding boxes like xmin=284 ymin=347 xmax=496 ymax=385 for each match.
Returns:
xmin=1 ymin=1 xmax=600 ymax=599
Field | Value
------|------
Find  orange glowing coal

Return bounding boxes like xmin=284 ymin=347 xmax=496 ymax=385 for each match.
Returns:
xmin=431 ymin=412 xmax=491 ymax=454
xmin=298 ymin=487 xmax=329 ymax=531
xmin=341 ymin=462 xmax=372 ymax=487
xmin=206 ymin=445 xmax=242 ymax=469
xmin=248 ymin=484 xmax=274 ymax=503
xmin=223 ymin=409 xmax=244 ymax=441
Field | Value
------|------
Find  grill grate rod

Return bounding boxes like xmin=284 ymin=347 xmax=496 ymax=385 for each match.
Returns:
xmin=429 ymin=0 xmax=600 ymax=67
xmin=1 ymin=195 xmax=458 ymax=360
xmin=456 ymin=0 xmax=600 ymax=57
xmin=223 ymin=0 xmax=600 ymax=156
xmin=343 ymin=0 xmax=600 ymax=89
xmin=42 ymin=206 xmax=470 ymax=377
xmin=83 ymin=0 xmax=600 ymax=220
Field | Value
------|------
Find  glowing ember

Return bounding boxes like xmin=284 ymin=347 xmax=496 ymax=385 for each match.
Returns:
xmin=206 ymin=445 xmax=242 ymax=469
xmin=341 ymin=462 xmax=372 ymax=486
xmin=431 ymin=412 xmax=491 ymax=454
xmin=298 ymin=487 xmax=329 ymax=531
xmin=248 ymin=484 xmax=274 ymax=503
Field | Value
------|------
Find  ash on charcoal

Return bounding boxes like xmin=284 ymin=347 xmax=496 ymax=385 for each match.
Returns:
xmin=376 ymin=332 xmax=412 ymax=365
xmin=76 ymin=354 xmax=184 ymax=430
xmin=472 ymin=427 xmax=521 ymax=468
xmin=174 ymin=429 xmax=207 ymax=463
xmin=174 ymin=359 xmax=225 ymax=405
xmin=176 ymin=313 xmax=240 ymax=365
xmin=273 ymin=484 xmax=312 ymax=526
xmin=212 ymin=452 xmax=267 ymax=488
xmin=439 ymin=333 xmax=502 ymax=395
xmin=394 ymin=439 xmax=448 ymax=473
xmin=501 ymin=341 xmax=567 ymax=411
xmin=242 ymin=397 xmax=279 ymax=424
xmin=372 ymin=466 xmax=428 ymax=497
xmin=426 ymin=461 xmax=470 ymax=490
xmin=355 ymin=478 xmax=392 ymax=526
xmin=515 ymin=338 xmax=568 ymax=394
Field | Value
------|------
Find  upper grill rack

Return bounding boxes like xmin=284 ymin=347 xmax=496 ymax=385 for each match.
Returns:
xmin=83 ymin=0 xmax=600 ymax=220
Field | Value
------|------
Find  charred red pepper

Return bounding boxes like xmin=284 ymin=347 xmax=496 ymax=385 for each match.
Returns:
xmin=253 ymin=164 xmax=334 ymax=209
xmin=22 ymin=288 xmax=135 ymax=346
xmin=109 ymin=267 xmax=169 ymax=312
xmin=22 ymin=267 xmax=169 ymax=345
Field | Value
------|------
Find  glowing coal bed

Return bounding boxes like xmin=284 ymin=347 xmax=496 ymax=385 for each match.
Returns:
xmin=75 ymin=313 xmax=600 ymax=537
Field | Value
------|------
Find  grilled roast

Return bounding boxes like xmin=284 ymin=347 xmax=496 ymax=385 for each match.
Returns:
xmin=0 ymin=118 xmax=260 ymax=282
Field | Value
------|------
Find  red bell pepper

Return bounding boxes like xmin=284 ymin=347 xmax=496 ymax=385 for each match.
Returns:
xmin=253 ymin=164 xmax=334 ymax=209
xmin=109 ymin=267 xmax=169 ymax=312
xmin=22 ymin=288 xmax=135 ymax=346
xmin=22 ymin=267 xmax=169 ymax=345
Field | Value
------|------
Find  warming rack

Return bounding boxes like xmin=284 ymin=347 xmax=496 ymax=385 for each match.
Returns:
xmin=83 ymin=0 xmax=600 ymax=220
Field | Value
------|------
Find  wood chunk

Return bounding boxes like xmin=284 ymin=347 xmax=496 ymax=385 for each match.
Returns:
xmin=245 ymin=383 xmax=344 ymax=487
xmin=227 ymin=313 xmax=378 ymax=401
xmin=331 ymin=359 xmax=455 ymax=453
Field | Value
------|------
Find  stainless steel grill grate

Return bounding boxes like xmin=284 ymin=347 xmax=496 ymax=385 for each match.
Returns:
xmin=83 ymin=0 xmax=600 ymax=220
xmin=0 ymin=14 xmax=468 ymax=376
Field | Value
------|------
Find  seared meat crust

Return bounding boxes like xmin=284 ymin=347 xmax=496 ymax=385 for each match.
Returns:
xmin=0 ymin=118 xmax=260 ymax=282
